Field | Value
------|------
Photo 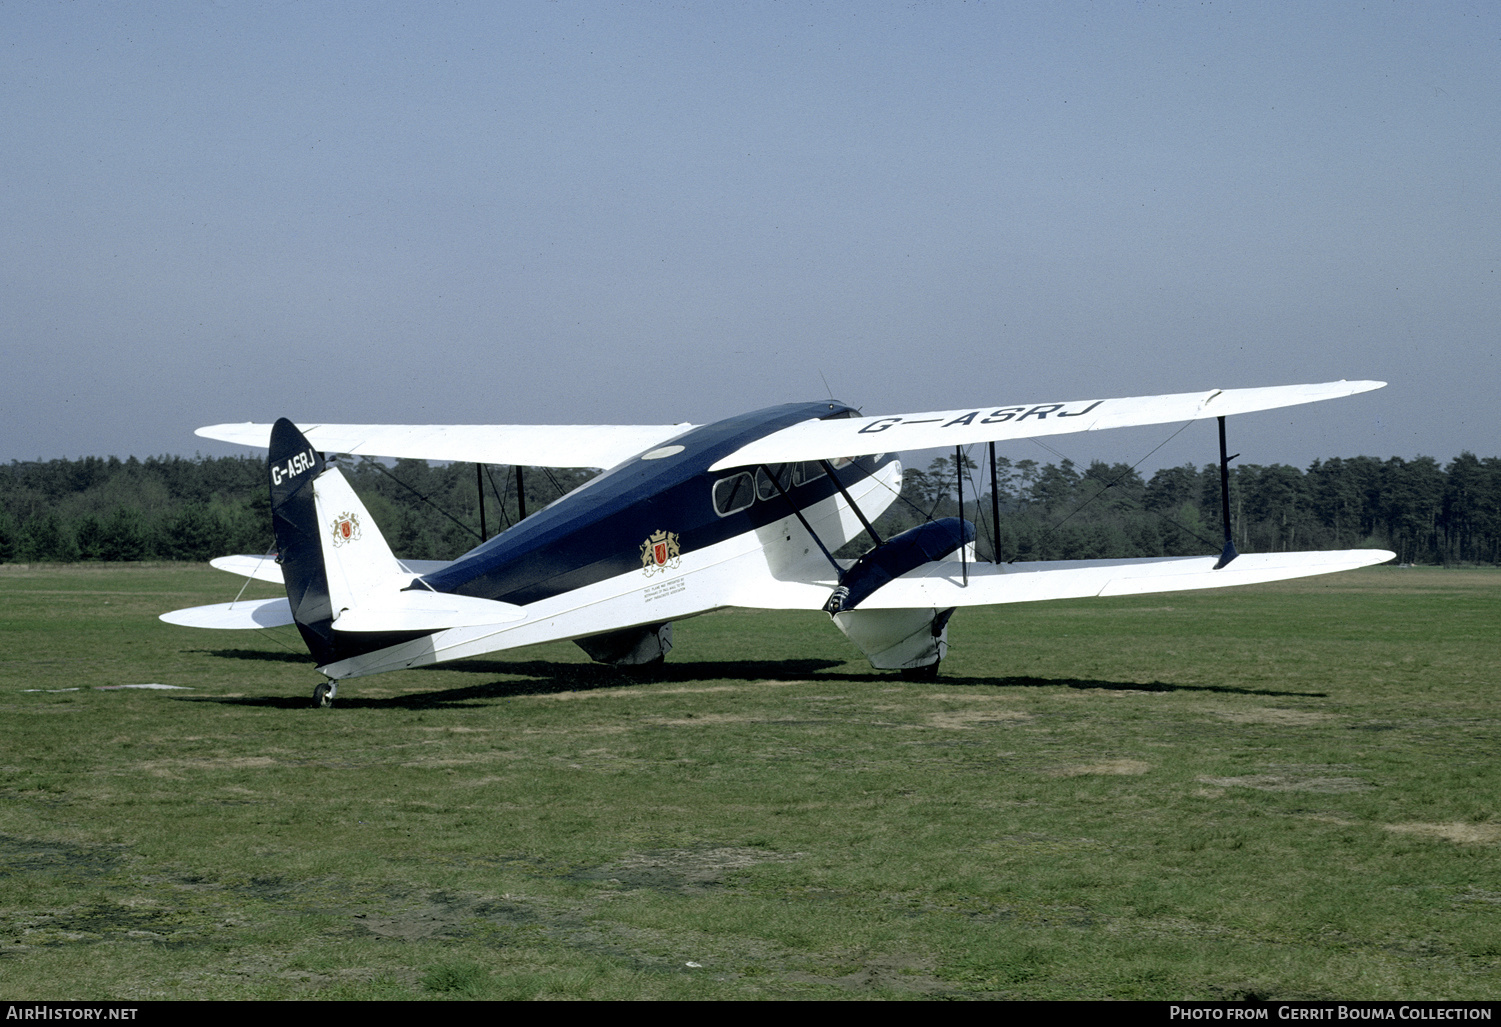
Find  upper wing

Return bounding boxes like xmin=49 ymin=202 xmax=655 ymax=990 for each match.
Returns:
xmin=708 ymin=380 xmax=1385 ymax=470
xmin=196 ymin=421 xmax=697 ymax=469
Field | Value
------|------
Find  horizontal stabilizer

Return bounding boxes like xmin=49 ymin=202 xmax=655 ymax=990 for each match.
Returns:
xmin=856 ymin=549 xmax=1396 ymax=609
xmin=210 ymin=554 xmax=453 ymax=585
xmin=160 ymin=597 xmax=296 ymax=629
xmin=331 ymin=590 xmax=526 ymax=632
xmin=209 ymin=555 xmax=284 ymax=584
xmin=159 ymin=589 xmax=524 ymax=633
xmin=196 ymin=421 xmax=697 ymax=470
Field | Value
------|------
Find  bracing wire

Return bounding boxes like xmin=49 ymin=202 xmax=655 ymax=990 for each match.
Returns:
xmin=360 ymin=457 xmax=484 ymax=543
xmin=1027 ymin=436 xmax=1073 ymax=462
xmin=855 ymin=451 xmax=984 ymax=561
xmin=1011 ymin=418 xmax=1212 ymax=562
xmin=857 ymin=459 xmax=932 ymax=522
xmin=228 ymin=539 xmax=277 ymax=608
xmin=539 ymin=466 xmax=570 ymax=505
xmin=220 ymin=540 xmax=305 ymax=655
xmin=959 ymin=444 xmax=999 ymax=561
xmin=255 ymin=625 xmax=306 ymax=655
xmin=482 ymin=463 xmax=512 ymax=531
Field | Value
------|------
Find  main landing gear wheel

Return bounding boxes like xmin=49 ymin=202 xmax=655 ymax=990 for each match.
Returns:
xmin=899 ymin=661 xmax=941 ymax=681
xmin=313 ymin=682 xmax=334 ymax=708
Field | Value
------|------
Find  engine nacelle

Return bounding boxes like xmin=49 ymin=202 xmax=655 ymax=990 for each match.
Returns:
xmin=825 ymin=518 xmax=973 ymax=674
xmin=833 ymin=606 xmax=955 ymax=673
xmin=824 ymin=518 xmax=974 ymax=615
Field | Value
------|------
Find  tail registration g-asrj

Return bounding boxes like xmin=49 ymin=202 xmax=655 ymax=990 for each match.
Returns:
xmin=162 ymin=380 xmax=1392 ymax=706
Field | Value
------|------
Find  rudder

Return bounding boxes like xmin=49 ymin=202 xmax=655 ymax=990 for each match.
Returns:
xmin=269 ymin=418 xmax=338 ymax=663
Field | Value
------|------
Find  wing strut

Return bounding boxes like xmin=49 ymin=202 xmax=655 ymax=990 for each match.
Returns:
xmin=989 ymin=442 xmax=1002 ymax=564
xmin=1214 ymin=416 xmax=1239 ymax=570
xmin=516 ymin=466 xmax=527 ymax=520
xmin=955 ymin=447 xmax=968 ymax=586
xmin=763 ymin=464 xmax=843 ymax=578
xmin=475 ymin=464 xmax=487 ymax=542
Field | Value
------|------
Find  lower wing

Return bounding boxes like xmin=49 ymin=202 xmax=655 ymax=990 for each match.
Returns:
xmin=851 ymin=549 xmax=1395 ymax=609
xmin=729 ymin=548 xmax=1393 ymax=611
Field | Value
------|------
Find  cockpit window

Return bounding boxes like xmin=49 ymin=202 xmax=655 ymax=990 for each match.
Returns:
xmin=712 ymin=472 xmax=755 ymax=516
xmin=755 ymin=463 xmax=794 ymax=501
xmin=792 ymin=461 xmax=825 ymax=487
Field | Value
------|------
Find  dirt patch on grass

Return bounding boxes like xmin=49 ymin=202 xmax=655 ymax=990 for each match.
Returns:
xmin=1214 ymin=708 xmax=1333 ymax=726
xmin=14 ymin=901 xmax=195 ymax=946
xmin=1384 ymin=823 xmax=1501 ymax=845
xmin=646 ymin=713 xmax=839 ymax=728
xmin=928 ymin=710 xmax=1030 ymax=729
xmin=1198 ymin=774 xmax=1371 ymax=793
xmin=1052 ymin=759 xmax=1150 ymax=777
xmin=648 ymin=713 xmax=763 ymax=726
xmin=0 ymin=834 xmax=124 ymax=880
xmin=571 ymin=846 xmax=801 ymax=893
xmin=782 ymin=953 xmax=961 ymax=996
xmin=398 ymin=754 xmax=513 ymax=767
xmin=527 ymin=689 xmax=610 ymax=702
xmin=649 ymin=681 xmax=808 ymax=695
xmin=536 ymin=681 xmax=809 ymax=701
xmin=137 ymin=756 xmax=284 ymax=774
xmin=517 ymin=723 xmax=630 ymax=736
xmin=353 ymin=891 xmax=540 ymax=941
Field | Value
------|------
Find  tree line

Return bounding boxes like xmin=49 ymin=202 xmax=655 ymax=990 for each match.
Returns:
xmin=0 ymin=454 xmax=591 ymax=563
xmin=2 ymin=450 xmax=1497 ymax=566
xmin=875 ymin=451 xmax=1500 ymax=566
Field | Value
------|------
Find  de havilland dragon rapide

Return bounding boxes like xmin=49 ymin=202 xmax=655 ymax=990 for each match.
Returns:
xmin=162 ymin=380 xmax=1392 ymax=706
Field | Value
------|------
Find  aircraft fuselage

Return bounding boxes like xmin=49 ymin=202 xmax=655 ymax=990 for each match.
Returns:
xmin=420 ymin=400 xmax=884 ymax=608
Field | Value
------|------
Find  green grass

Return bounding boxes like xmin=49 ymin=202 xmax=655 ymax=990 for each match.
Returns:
xmin=0 ymin=562 xmax=1497 ymax=999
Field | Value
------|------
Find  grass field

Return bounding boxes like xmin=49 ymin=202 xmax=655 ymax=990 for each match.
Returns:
xmin=0 ymin=562 xmax=1497 ymax=1000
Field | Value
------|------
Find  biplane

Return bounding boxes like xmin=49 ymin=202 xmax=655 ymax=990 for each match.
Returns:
xmin=162 ymin=380 xmax=1392 ymax=706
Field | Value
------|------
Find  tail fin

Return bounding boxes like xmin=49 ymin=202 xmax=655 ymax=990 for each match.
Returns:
xmin=270 ymin=418 xmax=339 ymax=662
xmin=269 ymin=419 xmax=523 ymax=667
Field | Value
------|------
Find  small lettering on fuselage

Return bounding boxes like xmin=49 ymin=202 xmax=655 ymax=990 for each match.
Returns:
xmin=857 ymin=399 xmax=1105 ymax=434
xmin=644 ymin=578 xmax=686 ymax=603
xmin=271 ymin=448 xmax=318 ymax=486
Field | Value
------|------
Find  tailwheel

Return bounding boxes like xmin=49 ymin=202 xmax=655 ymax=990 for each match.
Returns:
xmin=313 ymin=682 xmax=335 ymax=708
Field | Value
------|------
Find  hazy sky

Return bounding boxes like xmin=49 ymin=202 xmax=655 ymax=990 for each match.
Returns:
xmin=5 ymin=2 xmax=1496 ymax=475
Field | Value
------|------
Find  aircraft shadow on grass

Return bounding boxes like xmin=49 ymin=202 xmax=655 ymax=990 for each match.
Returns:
xmin=192 ymin=647 xmax=309 ymax=664
xmin=188 ymin=650 xmax=1326 ymax=709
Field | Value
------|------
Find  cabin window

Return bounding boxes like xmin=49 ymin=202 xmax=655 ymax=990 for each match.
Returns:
xmin=712 ymin=472 xmax=755 ymax=516
xmin=792 ymin=461 xmax=825 ymax=487
xmin=755 ymin=464 xmax=794 ymax=501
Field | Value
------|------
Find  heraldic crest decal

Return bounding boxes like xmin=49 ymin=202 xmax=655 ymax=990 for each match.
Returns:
xmin=640 ymin=529 xmax=681 ymax=575
xmin=330 ymin=511 xmax=362 ymax=547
